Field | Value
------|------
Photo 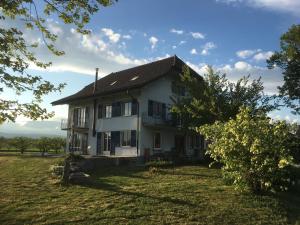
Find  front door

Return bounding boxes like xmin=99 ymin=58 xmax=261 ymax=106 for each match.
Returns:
xmin=175 ymin=135 xmax=185 ymax=156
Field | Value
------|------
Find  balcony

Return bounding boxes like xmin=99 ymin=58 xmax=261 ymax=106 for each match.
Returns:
xmin=61 ymin=118 xmax=89 ymax=130
xmin=141 ymin=112 xmax=177 ymax=127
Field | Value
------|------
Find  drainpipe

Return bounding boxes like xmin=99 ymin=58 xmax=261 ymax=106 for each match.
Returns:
xmin=92 ymin=68 xmax=99 ymax=137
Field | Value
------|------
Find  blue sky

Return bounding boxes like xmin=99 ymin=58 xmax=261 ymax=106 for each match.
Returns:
xmin=0 ymin=0 xmax=299 ymax=134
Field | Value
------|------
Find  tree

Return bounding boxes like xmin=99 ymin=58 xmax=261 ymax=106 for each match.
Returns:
xmin=171 ymin=66 xmax=276 ymax=129
xmin=0 ymin=0 xmax=115 ymax=123
xmin=198 ymin=107 xmax=295 ymax=192
xmin=50 ymin=137 xmax=65 ymax=154
xmin=36 ymin=137 xmax=52 ymax=156
xmin=267 ymin=24 xmax=300 ymax=114
xmin=11 ymin=137 xmax=32 ymax=154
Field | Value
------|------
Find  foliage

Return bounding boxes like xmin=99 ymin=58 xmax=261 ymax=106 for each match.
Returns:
xmin=267 ymin=24 xmax=300 ymax=114
xmin=65 ymin=152 xmax=84 ymax=162
xmin=50 ymin=137 xmax=65 ymax=153
xmin=10 ymin=136 xmax=32 ymax=153
xmin=171 ymin=66 xmax=276 ymax=129
xmin=198 ymin=107 xmax=296 ymax=192
xmin=35 ymin=137 xmax=53 ymax=155
xmin=145 ymin=160 xmax=174 ymax=168
xmin=0 ymin=0 xmax=115 ymax=123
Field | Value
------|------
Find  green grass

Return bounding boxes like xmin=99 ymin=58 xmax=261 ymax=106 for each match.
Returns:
xmin=0 ymin=156 xmax=299 ymax=225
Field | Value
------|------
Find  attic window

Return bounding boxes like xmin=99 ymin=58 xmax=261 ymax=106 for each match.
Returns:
xmin=130 ymin=76 xmax=139 ymax=81
xmin=110 ymin=81 xmax=117 ymax=86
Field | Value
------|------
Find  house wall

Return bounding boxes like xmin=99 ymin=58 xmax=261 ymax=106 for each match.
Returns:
xmin=137 ymin=74 xmax=179 ymax=157
xmin=64 ymin=73 xmax=205 ymax=160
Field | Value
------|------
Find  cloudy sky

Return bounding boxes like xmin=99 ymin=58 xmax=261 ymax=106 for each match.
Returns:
xmin=1 ymin=0 xmax=299 ymax=135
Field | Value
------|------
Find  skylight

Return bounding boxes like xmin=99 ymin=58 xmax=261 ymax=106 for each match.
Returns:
xmin=110 ymin=81 xmax=117 ymax=86
xmin=131 ymin=76 xmax=139 ymax=81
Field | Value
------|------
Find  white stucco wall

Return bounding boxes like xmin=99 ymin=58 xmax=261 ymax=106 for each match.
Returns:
xmin=137 ymin=75 xmax=180 ymax=157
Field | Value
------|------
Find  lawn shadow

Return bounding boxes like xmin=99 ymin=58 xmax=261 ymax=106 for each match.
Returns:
xmin=276 ymin=185 xmax=300 ymax=224
xmin=76 ymin=171 xmax=197 ymax=208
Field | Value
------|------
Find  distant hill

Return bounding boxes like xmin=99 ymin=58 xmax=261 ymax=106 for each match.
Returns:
xmin=0 ymin=120 xmax=67 ymax=138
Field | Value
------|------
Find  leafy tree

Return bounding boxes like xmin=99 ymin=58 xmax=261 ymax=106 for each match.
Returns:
xmin=11 ymin=137 xmax=32 ymax=154
xmin=36 ymin=137 xmax=52 ymax=156
xmin=198 ymin=107 xmax=295 ymax=192
xmin=171 ymin=66 xmax=276 ymax=129
xmin=0 ymin=0 xmax=115 ymax=123
xmin=50 ymin=137 xmax=65 ymax=154
xmin=267 ymin=24 xmax=300 ymax=114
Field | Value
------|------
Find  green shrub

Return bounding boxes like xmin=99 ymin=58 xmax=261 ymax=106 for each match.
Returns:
xmin=65 ymin=153 xmax=84 ymax=162
xmin=145 ymin=160 xmax=173 ymax=168
xmin=198 ymin=107 xmax=296 ymax=193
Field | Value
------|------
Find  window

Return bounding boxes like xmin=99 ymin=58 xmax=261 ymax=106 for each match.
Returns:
xmin=110 ymin=80 xmax=117 ymax=86
xmin=172 ymin=81 xmax=186 ymax=96
xmin=130 ymin=76 xmax=139 ymax=81
xmin=98 ymin=105 xmax=103 ymax=118
xmin=104 ymin=132 xmax=111 ymax=151
xmin=121 ymin=130 xmax=131 ymax=146
xmin=189 ymin=135 xmax=201 ymax=149
xmin=112 ymin=102 xmax=121 ymax=117
xmin=73 ymin=107 xmax=89 ymax=127
xmin=148 ymin=100 xmax=166 ymax=119
xmin=105 ymin=105 xmax=112 ymax=118
xmin=122 ymin=102 xmax=132 ymax=116
xmin=153 ymin=132 xmax=161 ymax=149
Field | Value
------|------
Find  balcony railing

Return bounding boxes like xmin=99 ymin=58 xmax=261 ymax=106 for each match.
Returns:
xmin=142 ymin=112 xmax=177 ymax=127
xmin=61 ymin=118 xmax=89 ymax=130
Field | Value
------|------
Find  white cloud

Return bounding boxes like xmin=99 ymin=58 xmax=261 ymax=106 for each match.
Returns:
xmin=190 ymin=48 xmax=198 ymax=55
xmin=101 ymin=28 xmax=121 ymax=43
xmin=216 ymin=0 xmax=300 ymax=16
xmin=179 ymin=40 xmax=186 ymax=45
xmin=122 ymin=34 xmax=132 ymax=40
xmin=253 ymin=51 xmax=274 ymax=61
xmin=190 ymin=32 xmax=205 ymax=39
xmin=236 ymin=49 xmax=261 ymax=59
xmin=172 ymin=45 xmax=177 ymax=49
xmin=185 ymin=60 xmax=284 ymax=94
xmin=170 ymin=28 xmax=184 ymax=35
xmin=201 ymin=42 xmax=216 ymax=55
xmin=149 ymin=36 xmax=158 ymax=49
xmin=234 ymin=61 xmax=253 ymax=71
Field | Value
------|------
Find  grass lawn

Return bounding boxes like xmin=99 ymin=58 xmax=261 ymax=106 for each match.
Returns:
xmin=0 ymin=156 xmax=299 ymax=225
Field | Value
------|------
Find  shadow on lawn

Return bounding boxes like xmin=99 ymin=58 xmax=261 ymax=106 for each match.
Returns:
xmin=276 ymin=186 xmax=300 ymax=224
xmin=77 ymin=177 xmax=197 ymax=208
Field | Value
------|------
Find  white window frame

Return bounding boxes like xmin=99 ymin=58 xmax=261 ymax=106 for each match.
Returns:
xmin=105 ymin=105 xmax=112 ymax=118
xmin=121 ymin=130 xmax=131 ymax=147
xmin=122 ymin=102 xmax=132 ymax=116
xmin=104 ymin=132 xmax=111 ymax=151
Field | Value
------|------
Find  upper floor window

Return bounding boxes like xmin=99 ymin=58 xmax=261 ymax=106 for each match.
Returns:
xmin=122 ymin=102 xmax=132 ymax=116
xmin=172 ymin=81 xmax=186 ymax=96
xmin=105 ymin=105 xmax=112 ymax=118
xmin=148 ymin=100 xmax=166 ymax=119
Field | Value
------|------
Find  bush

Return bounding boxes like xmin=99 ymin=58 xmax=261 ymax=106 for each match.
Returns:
xmin=145 ymin=160 xmax=174 ymax=168
xmin=65 ymin=153 xmax=84 ymax=162
xmin=198 ymin=107 xmax=296 ymax=192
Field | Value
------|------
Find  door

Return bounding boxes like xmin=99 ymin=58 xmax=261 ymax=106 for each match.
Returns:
xmin=175 ymin=135 xmax=185 ymax=156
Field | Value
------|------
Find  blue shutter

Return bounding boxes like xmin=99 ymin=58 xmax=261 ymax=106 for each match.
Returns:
xmin=131 ymin=130 xmax=136 ymax=147
xmin=132 ymin=100 xmax=138 ymax=115
xmin=97 ymin=105 xmax=103 ymax=118
xmin=148 ymin=100 xmax=153 ymax=116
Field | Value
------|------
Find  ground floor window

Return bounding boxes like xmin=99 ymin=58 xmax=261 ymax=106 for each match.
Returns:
xmin=189 ymin=134 xmax=203 ymax=149
xmin=153 ymin=132 xmax=161 ymax=149
xmin=104 ymin=132 xmax=111 ymax=151
xmin=121 ymin=130 xmax=131 ymax=146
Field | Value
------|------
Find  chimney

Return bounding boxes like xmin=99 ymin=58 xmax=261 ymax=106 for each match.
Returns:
xmin=93 ymin=68 xmax=99 ymax=94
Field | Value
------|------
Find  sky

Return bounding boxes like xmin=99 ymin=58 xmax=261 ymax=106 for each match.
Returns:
xmin=0 ymin=0 xmax=299 ymax=135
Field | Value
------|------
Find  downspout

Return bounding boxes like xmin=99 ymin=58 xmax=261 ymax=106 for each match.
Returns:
xmin=92 ymin=68 xmax=99 ymax=137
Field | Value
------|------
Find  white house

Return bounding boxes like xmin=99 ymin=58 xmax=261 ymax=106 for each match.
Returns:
xmin=52 ymin=55 xmax=205 ymax=161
